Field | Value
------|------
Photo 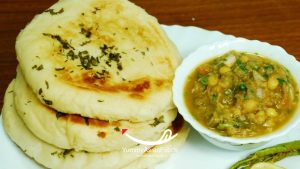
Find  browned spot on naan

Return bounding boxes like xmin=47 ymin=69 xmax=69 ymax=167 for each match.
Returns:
xmin=97 ymin=131 xmax=106 ymax=138
xmin=59 ymin=71 xmax=171 ymax=98
xmin=47 ymin=107 xmax=110 ymax=127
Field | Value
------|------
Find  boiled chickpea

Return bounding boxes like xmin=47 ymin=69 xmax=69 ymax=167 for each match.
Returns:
xmin=261 ymin=82 xmax=267 ymax=88
xmin=219 ymin=80 xmax=232 ymax=88
xmin=248 ymin=113 xmax=256 ymax=121
xmin=208 ymin=75 xmax=219 ymax=86
xmin=264 ymin=119 xmax=275 ymax=127
xmin=243 ymin=99 xmax=258 ymax=112
xmin=268 ymin=76 xmax=279 ymax=90
xmin=219 ymin=66 xmax=231 ymax=74
xmin=240 ymin=55 xmax=249 ymax=62
xmin=256 ymin=111 xmax=266 ymax=124
xmin=266 ymin=108 xmax=278 ymax=117
xmin=219 ymin=75 xmax=232 ymax=88
xmin=233 ymin=108 xmax=241 ymax=116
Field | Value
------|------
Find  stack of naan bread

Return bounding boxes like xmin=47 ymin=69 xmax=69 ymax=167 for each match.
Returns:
xmin=1 ymin=0 xmax=189 ymax=168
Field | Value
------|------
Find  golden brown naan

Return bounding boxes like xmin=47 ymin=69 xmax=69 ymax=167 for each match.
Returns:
xmin=14 ymin=68 xmax=177 ymax=153
xmin=2 ymin=81 xmax=189 ymax=169
xmin=16 ymin=0 xmax=181 ymax=121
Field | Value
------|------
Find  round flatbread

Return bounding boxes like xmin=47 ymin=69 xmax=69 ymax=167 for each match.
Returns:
xmin=16 ymin=0 xmax=181 ymax=122
xmin=2 ymin=81 xmax=189 ymax=169
xmin=14 ymin=69 xmax=177 ymax=152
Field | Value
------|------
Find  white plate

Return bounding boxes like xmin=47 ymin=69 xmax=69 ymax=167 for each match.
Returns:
xmin=1 ymin=25 xmax=300 ymax=169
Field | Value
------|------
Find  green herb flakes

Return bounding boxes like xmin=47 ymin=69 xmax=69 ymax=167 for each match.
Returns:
xmin=198 ymin=74 xmax=208 ymax=86
xmin=43 ymin=99 xmax=53 ymax=105
xmin=150 ymin=116 xmax=164 ymax=127
xmin=32 ymin=64 xmax=43 ymax=71
xmin=239 ymin=83 xmax=247 ymax=91
xmin=114 ymin=127 xmax=120 ymax=132
xmin=43 ymin=33 xmax=74 ymax=50
xmin=236 ymin=59 xmax=248 ymax=72
xmin=45 ymin=81 xmax=49 ymax=89
xmin=56 ymin=111 xmax=65 ymax=119
xmin=80 ymin=27 xmax=92 ymax=38
xmin=38 ymin=88 xmax=43 ymax=95
xmin=44 ymin=8 xmax=64 ymax=15
xmin=277 ymin=78 xmax=287 ymax=85
xmin=80 ymin=40 xmax=91 ymax=46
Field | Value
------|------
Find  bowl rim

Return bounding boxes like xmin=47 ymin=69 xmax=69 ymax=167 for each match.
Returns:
xmin=173 ymin=37 xmax=300 ymax=145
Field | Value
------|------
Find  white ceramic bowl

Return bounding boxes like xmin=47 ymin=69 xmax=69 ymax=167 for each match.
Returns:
xmin=173 ymin=38 xmax=300 ymax=151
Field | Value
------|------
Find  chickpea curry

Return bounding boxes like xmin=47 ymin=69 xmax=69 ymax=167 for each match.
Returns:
xmin=184 ymin=50 xmax=299 ymax=138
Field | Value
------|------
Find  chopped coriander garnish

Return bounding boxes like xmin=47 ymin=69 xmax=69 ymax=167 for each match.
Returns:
xmin=51 ymin=149 xmax=73 ymax=159
xmin=263 ymin=73 xmax=269 ymax=79
xmin=45 ymin=81 xmax=49 ymax=89
xmin=211 ymin=94 xmax=217 ymax=102
xmin=80 ymin=40 xmax=91 ymax=46
xmin=198 ymin=74 xmax=208 ymax=86
xmin=239 ymin=83 xmax=247 ymax=91
xmin=43 ymin=99 xmax=53 ymax=105
xmin=114 ymin=127 xmax=120 ymax=132
xmin=150 ymin=116 xmax=164 ymax=127
xmin=77 ymin=51 xmax=99 ymax=70
xmin=43 ymin=33 xmax=74 ymax=50
xmin=44 ymin=8 xmax=64 ymax=15
xmin=62 ymin=149 xmax=73 ymax=156
xmin=264 ymin=64 xmax=274 ymax=71
xmin=56 ymin=111 xmax=65 ymax=119
xmin=37 ymin=65 xmax=44 ymax=70
xmin=277 ymin=78 xmax=287 ymax=85
xmin=94 ymin=70 xmax=109 ymax=79
xmin=32 ymin=64 xmax=43 ymax=71
xmin=80 ymin=27 xmax=92 ymax=38
xmin=117 ymin=63 xmax=123 ymax=70
xmin=97 ymin=44 xmax=123 ymax=71
xmin=92 ymin=7 xmax=100 ymax=14
xmin=67 ymin=50 xmax=77 ymax=60
xmin=236 ymin=59 xmax=248 ymax=72
xmin=38 ymin=88 xmax=43 ymax=95
xmin=51 ymin=151 xmax=58 ymax=156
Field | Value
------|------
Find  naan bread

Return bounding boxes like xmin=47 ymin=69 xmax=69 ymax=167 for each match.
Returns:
xmin=14 ymin=69 xmax=177 ymax=152
xmin=2 ymin=81 xmax=189 ymax=169
xmin=16 ymin=0 xmax=181 ymax=122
